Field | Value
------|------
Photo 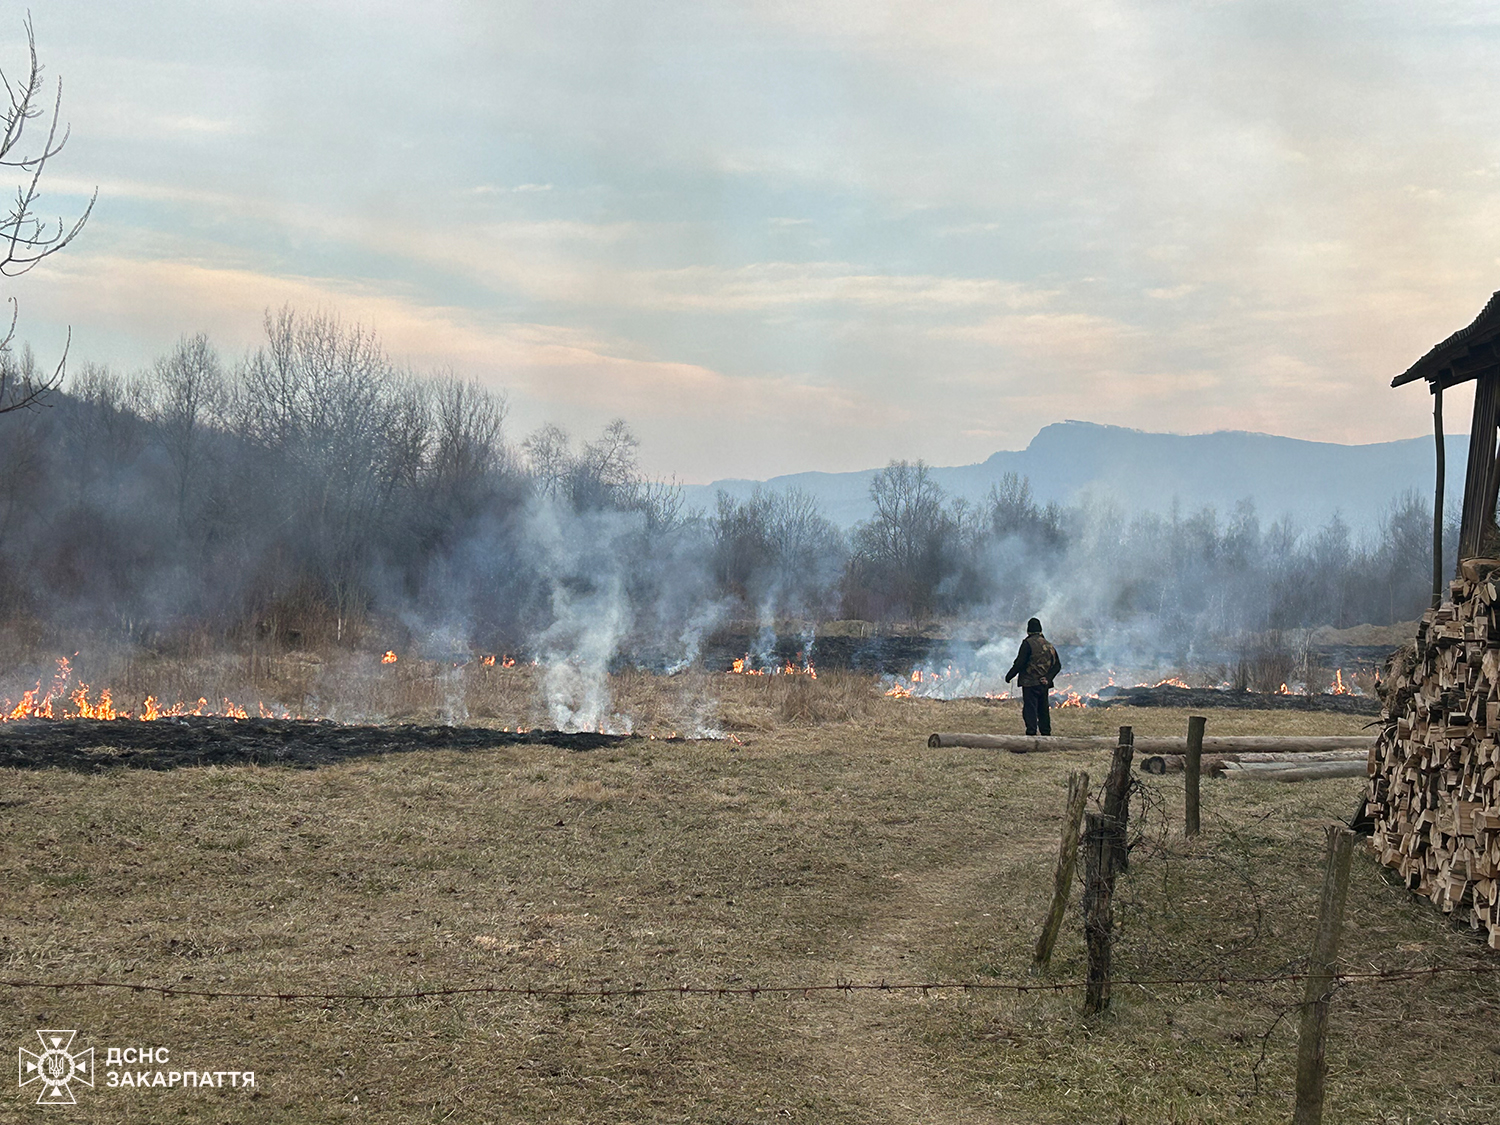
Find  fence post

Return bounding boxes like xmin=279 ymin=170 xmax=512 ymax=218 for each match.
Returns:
xmin=1082 ymin=728 xmax=1135 ymax=1014
xmin=1185 ymin=714 xmax=1206 ymax=837
xmin=1104 ymin=726 xmax=1134 ymax=872
xmin=1081 ymin=810 xmax=1111 ymax=1014
xmin=1292 ymin=825 xmax=1356 ymax=1125
xmin=1035 ymin=769 xmax=1089 ymax=966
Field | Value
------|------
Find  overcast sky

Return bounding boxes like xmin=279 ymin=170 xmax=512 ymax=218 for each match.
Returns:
xmin=9 ymin=1 xmax=1500 ymax=482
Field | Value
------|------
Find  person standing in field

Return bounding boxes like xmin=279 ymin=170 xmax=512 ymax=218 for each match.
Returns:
xmin=1004 ymin=617 xmax=1063 ymax=736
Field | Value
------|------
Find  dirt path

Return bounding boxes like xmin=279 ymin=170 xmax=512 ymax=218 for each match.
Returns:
xmin=787 ymin=844 xmax=1028 ymax=1125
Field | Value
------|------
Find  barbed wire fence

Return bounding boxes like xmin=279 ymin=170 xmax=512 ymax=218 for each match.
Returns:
xmin=1 ymin=960 xmax=1496 ymax=1005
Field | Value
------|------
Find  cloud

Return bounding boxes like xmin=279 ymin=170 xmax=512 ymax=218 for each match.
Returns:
xmin=12 ymin=0 xmax=1500 ymax=483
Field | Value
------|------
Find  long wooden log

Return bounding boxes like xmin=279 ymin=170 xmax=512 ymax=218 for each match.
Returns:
xmin=1221 ymin=761 xmax=1369 ymax=782
xmin=1223 ymin=754 xmax=1368 ymax=767
xmin=927 ymin=732 xmax=1374 ymax=753
xmin=1143 ymin=749 xmax=1369 ymax=775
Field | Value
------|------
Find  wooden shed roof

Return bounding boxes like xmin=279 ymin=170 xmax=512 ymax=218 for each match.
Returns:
xmin=1393 ymin=290 xmax=1500 ymax=390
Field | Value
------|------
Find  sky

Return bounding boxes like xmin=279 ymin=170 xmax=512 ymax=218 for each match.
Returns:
xmin=7 ymin=0 xmax=1500 ymax=483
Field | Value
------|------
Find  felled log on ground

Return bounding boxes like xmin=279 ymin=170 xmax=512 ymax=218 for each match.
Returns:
xmin=927 ymin=732 xmax=1374 ymax=754
xmin=1220 ymin=760 xmax=1369 ymax=781
xmin=1141 ymin=748 xmax=1370 ymax=776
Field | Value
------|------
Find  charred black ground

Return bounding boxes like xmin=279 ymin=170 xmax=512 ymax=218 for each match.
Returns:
xmin=1089 ymin=685 xmax=1380 ymax=715
xmin=0 ymin=718 xmax=641 ymax=773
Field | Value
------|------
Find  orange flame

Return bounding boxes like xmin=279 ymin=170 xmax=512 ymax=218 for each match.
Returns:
xmin=1 ymin=655 xmax=297 ymax=723
xmin=381 ymin=650 xmax=398 ymax=665
xmin=1329 ymin=668 xmax=1350 ymax=695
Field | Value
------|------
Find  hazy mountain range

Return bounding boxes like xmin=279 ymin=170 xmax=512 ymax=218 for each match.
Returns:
xmin=681 ymin=421 xmax=1466 ymax=533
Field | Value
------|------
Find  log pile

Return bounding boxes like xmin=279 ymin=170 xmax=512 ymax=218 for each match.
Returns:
xmin=1368 ymin=560 xmax=1500 ymax=948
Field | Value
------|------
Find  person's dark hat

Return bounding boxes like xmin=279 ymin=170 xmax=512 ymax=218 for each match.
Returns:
xmin=1027 ymin=617 xmax=1042 ymax=633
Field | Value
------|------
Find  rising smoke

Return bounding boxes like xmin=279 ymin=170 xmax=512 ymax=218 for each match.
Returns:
xmin=0 ymin=308 xmax=1443 ymax=727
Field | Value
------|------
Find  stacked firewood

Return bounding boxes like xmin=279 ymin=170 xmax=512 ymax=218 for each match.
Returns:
xmin=1369 ymin=560 xmax=1500 ymax=948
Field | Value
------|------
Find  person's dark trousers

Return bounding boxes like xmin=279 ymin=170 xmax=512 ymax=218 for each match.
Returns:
xmin=1022 ymin=684 xmax=1051 ymax=736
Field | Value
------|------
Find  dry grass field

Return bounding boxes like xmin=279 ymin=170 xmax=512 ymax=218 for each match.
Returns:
xmin=2 ymin=668 xmax=1498 ymax=1123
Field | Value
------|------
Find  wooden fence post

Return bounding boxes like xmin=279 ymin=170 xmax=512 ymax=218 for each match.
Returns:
xmin=1082 ymin=728 xmax=1135 ymax=1014
xmin=1035 ymin=769 xmax=1089 ymax=966
xmin=1104 ymin=726 xmax=1134 ymax=872
xmin=1292 ymin=825 xmax=1356 ymax=1125
xmin=1185 ymin=715 xmax=1206 ymax=837
xmin=1081 ymin=810 xmax=1112 ymax=1015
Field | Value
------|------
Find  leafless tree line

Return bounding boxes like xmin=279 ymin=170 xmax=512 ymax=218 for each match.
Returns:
xmin=0 ymin=314 xmax=1447 ymax=661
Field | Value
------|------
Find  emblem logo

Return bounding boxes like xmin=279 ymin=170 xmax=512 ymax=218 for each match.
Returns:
xmin=19 ymin=1030 xmax=93 ymax=1106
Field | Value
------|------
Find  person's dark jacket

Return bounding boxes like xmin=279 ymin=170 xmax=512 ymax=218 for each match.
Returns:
xmin=1006 ymin=632 xmax=1061 ymax=688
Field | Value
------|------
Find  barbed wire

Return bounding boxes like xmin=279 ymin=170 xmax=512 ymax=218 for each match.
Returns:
xmin=1 ymin=962 xmax=1496 ymax=1004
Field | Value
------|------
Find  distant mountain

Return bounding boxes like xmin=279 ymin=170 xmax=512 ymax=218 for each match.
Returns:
xmin=681 ymin=421 xmax=1465 ymax=533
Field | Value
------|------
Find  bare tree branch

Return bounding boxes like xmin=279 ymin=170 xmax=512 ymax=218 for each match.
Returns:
xmin=0 ymin=16 xmax=94 ymax=415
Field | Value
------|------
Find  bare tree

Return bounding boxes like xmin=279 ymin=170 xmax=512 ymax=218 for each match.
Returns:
xmin=149 ymin=333 xmax=225 ymax=527
xmin=0 ymin=17 xmax=94 ymax=414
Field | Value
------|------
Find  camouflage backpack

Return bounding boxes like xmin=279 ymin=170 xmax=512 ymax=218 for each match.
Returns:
xmin=1029 ymin=635 xmax=1062 ymax=683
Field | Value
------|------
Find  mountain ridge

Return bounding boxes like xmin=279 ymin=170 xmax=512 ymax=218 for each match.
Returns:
xmin=680 ymin=421 xmax=1465 ymax=532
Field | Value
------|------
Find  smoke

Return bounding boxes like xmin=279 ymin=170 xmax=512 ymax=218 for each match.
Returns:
xmin=0 ymin=313 xmax=1446 ymax=728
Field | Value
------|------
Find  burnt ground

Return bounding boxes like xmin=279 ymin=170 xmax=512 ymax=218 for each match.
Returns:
xmin=0 ymin=717 xmax=644 ymax=773
xmin=1089 ymin=685 xmax=1382 ymax=715
xmin=693 ymin=633 xmax=1401 ymax=677
xmin=698 ymin=633 xmax=940 ymax=675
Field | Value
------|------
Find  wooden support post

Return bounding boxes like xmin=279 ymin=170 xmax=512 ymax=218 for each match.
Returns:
xmin=1082 ymin=728 xmax=1135 ymax=1014
xmin=1185 ymin=715 xmax=1205 ymax=837
xmin=1434 ymin=382 xmax=1445 ymax=608
xmin=1292 ymin=825 xmax=1356 ymax=1125
xmin=1459 ymin=370 xmax=1500 ymax=562
xmin=1035 ymin=769 xmax=1089 ymax=966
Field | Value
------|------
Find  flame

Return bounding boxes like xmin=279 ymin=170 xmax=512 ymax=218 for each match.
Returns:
xmin=1153 ymin=677 xmax=1191 ymax=689
xmin=1276 ymin=683 xmax=1291 ymax=695
xmin=1 ymin=655 xmax=295 ymax=723
xmin=885 ymin=683 xmax=913 ymax=698
xmin=1056 ymin=690 xmax=1085 ymax=708
xmin=381 ymin=650 xmax=398 ymax=665
xmin=481 ymin=654 xmax=496 ymax=667
xmin=1329 ymin=668 xmax=1351 ymax=695
xmin=728 ymin=654 xmax=815 ymax=677
xmin=68 ymin=684 xmax=117 ymax=721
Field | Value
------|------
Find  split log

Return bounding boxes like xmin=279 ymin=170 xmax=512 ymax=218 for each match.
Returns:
xmin=928 ymin=732 xmax=1373 ymax=753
